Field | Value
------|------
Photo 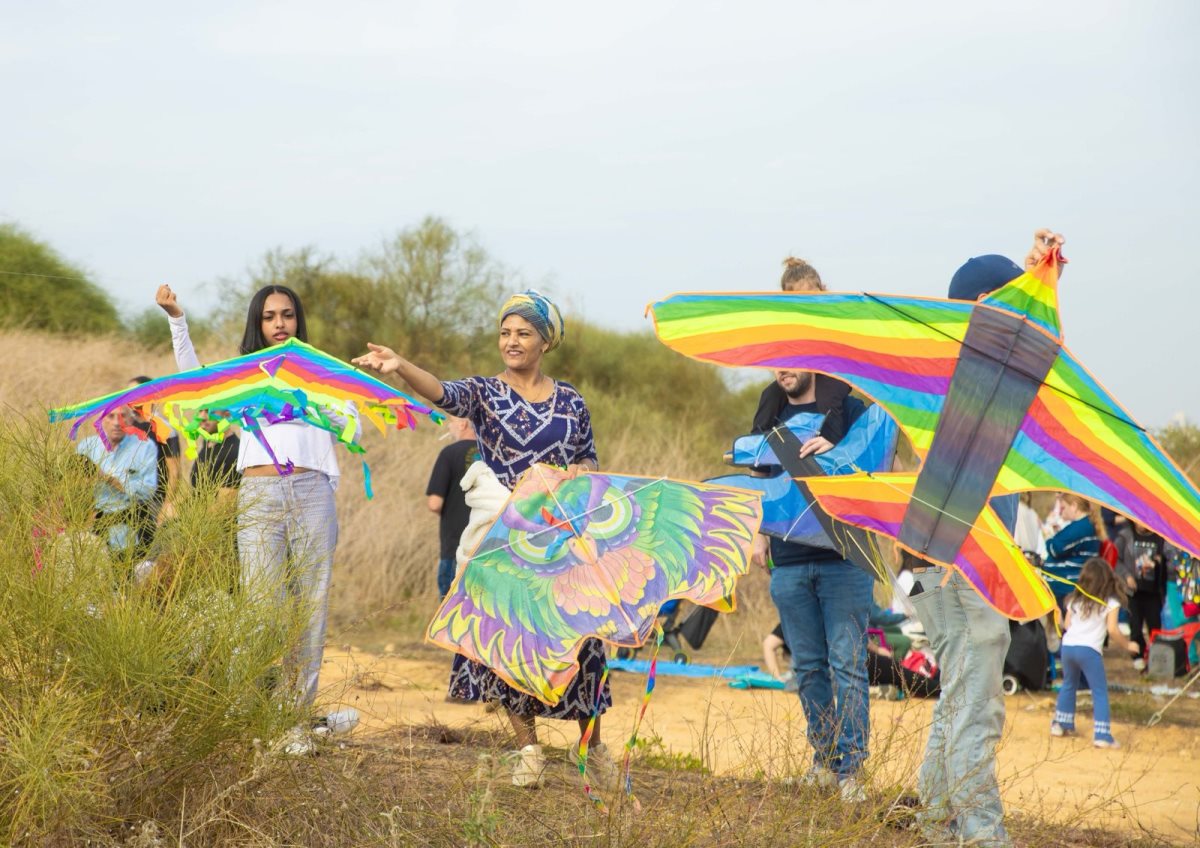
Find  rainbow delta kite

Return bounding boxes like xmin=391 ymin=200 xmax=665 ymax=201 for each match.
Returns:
xmin=649 ymin=250 xmax=1200 ymax=621
xmin=49 ymin=338 xmax=443 ymax=494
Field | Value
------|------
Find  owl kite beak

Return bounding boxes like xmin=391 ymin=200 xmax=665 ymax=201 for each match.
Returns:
xmin=567 ymin=533 xmax=599 ymax=565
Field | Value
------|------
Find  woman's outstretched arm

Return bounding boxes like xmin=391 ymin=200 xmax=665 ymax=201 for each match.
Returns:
xmin=352 ymin=342 xmax=445 ymax=405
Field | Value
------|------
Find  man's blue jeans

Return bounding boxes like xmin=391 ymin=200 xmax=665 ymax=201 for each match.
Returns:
xmin=437 ymin=557 xmax=456 ymax=599
xmin=770 ymin=560 xmax=873 ymax=779
xmin=909 ymin=565 xmax=1011 ymax=847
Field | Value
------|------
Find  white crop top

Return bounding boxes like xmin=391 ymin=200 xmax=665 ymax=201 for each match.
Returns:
xmin=1061 ymin=597 xmax=1120 ymax=653
xmin=168 ymin=313 xmax=344 ymax=489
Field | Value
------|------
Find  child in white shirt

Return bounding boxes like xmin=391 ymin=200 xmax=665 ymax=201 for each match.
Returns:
xmin=1051 ymin=557 xmax=1140 ymax=748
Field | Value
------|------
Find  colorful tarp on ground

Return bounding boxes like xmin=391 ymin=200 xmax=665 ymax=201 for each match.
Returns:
xmin=428 ymin=465 xmax=763 ymax=704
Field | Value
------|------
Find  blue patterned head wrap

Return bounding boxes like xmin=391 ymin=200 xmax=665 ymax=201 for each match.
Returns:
xmin=499 ymin=290 xmax=565 ymax=351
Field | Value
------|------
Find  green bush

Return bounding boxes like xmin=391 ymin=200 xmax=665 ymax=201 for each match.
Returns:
xmin=0 ymin=223 xmax=122 ymax=335
xmin=0 ymin=417 xmax=306 ymax=843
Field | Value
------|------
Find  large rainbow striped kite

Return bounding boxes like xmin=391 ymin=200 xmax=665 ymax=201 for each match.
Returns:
xmin=49 ymin=338 xmax=443 ymax=492
xmin=649 ymin=251 xmax=1200 ymax=621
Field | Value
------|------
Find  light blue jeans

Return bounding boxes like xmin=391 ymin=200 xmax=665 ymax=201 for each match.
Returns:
xmin=909 ymin=565 xmax=1011 ymax=847
xmin=770 ymin=561 xmax=873 ymax=779
xmin=1055 ymin=645 xmax=1113 ymax=742
xmin=238 ymin=472 xmax=338 ymax=708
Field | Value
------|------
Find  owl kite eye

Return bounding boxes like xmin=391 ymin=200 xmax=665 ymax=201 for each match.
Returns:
xmin=509 ymin=524 xmax=570 ymax=564
xmin=586 ymin=487 xmax=635 ymax=541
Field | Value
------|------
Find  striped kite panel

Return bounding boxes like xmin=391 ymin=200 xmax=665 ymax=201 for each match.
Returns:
xmin=649 ymin=292 xmax=973 ymax=456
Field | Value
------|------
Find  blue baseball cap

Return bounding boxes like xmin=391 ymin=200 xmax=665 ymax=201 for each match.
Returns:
xmin=948 ymin=254 xmax=1023 ymax=301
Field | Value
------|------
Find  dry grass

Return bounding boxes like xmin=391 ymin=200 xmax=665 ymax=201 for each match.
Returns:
xmin=0 ymin=328 xmax=781 ymax=650
xmin=96 ymin=718 xmax=1184 ymax=848
xmin=5 ymin=328 xmax=1193 ymax=846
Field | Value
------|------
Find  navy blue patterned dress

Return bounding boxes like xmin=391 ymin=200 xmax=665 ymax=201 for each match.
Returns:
xmin=438 ymin=376 xmax=611 ymax=719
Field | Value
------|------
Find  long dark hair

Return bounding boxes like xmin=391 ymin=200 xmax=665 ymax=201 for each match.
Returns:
xmin=239 ymin=285 xmax=308 ymax=354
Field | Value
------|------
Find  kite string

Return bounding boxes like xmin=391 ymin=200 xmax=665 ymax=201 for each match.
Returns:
xmin=779 ymin=497 xmax=817 ymax=543
xmin=1147 ymin=665 xmax=1200 ymax=727
xmin=534 ymin=464 xmax=587 ymax=541
xmin=468 ymin=473 xmax=669 ymax=561
xmin=860 ymin=293 xmax=1142 ymax=431
xmin=846 ymin=462 xmax=1093 ymax=602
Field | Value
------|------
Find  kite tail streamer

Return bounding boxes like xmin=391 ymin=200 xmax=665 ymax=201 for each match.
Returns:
xmin=361 ymin=459 xmax=374 ymax=500
xmin=577 ymin=664 xmax=611 ymax=812
xmin=621 ymin=622 xmax=665 ymax=812
xmin=261 ymin=403 xmax=298 ymax=426
xmin=243 ymin=413 xmax=294 ymax=476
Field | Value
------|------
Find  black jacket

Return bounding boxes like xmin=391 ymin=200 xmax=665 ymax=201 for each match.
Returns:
xmin=751 ymin=375 xmax=853 ymax=441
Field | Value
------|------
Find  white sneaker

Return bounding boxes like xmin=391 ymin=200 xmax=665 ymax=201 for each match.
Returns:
xmin=1132 ymin=657 xmax=1146 ymax=672
xmin=839 ymin=775 xmax=868 ymax=803
xmin=511 ymin=743 xmax=545 ymax=788
xmin=311 ymin=708 xmax=360 ymax=738
xmin=787 ymin=764 xmax=838 ymax=791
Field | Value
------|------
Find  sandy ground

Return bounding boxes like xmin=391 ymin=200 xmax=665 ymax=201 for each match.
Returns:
xmin=316 ymin=644 xmax=1200 ymax=844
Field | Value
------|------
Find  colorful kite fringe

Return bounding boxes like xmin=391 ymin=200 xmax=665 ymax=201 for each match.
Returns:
xmin=48 ymin=338 xmax=444 ymax=497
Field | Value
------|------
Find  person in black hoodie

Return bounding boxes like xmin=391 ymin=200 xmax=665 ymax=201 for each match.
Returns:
xmin=749 ymin=256 xmax=870 ymax=801
xmin=1114 ymin=522 xmax=1168 ymax=670
xmin=750 ymin=258 xmax=853 ymax=444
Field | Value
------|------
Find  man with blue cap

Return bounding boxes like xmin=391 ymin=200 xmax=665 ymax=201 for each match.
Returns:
xmin=906 ymin=229 xmax=1064 ymax=847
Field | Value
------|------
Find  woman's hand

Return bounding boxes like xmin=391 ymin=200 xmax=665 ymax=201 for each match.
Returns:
xmin=352 ymin=343 xmax=404 ymax=375
xmin=352 ymin=346 xmax=445 ymax=404
xmin=156 ymin=285 xmax=184 ymax=318
xmin=751 ymin=534 xmax=771 ymax=571
xmin=518 ymin=463 xmax=571 ymax=497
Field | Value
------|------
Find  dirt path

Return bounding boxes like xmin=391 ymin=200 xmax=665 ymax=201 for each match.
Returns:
xmin=318 ymin=645 xmax=1199 ymax=843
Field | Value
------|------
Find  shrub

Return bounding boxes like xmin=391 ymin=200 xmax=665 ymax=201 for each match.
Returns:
xmin=0 ymin=223 xmax=122 ymax=335
xmin=0 ymin=416 xmax=306 ymax=842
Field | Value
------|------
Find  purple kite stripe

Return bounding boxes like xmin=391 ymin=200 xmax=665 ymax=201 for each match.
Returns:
xmin=745 ymin=352 xmax=952 ymax=395
xmin=1016 ymin=416 xmax=1150 ymax=519
xmin=951 ymin=554 xmax=984 ymax=588
xmin=839 ymin=511 xmax=903 ymax=538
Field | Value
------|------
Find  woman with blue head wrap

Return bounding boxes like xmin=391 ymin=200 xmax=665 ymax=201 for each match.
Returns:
xmin=499 ymin=290 xmax=565 ymax=352
xmin=354 ymin=289 xmax=611 ymax=788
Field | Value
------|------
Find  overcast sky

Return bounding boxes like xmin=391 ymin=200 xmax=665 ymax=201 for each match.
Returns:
xmin=3 ymin=1 xmax=1196 ymax=426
